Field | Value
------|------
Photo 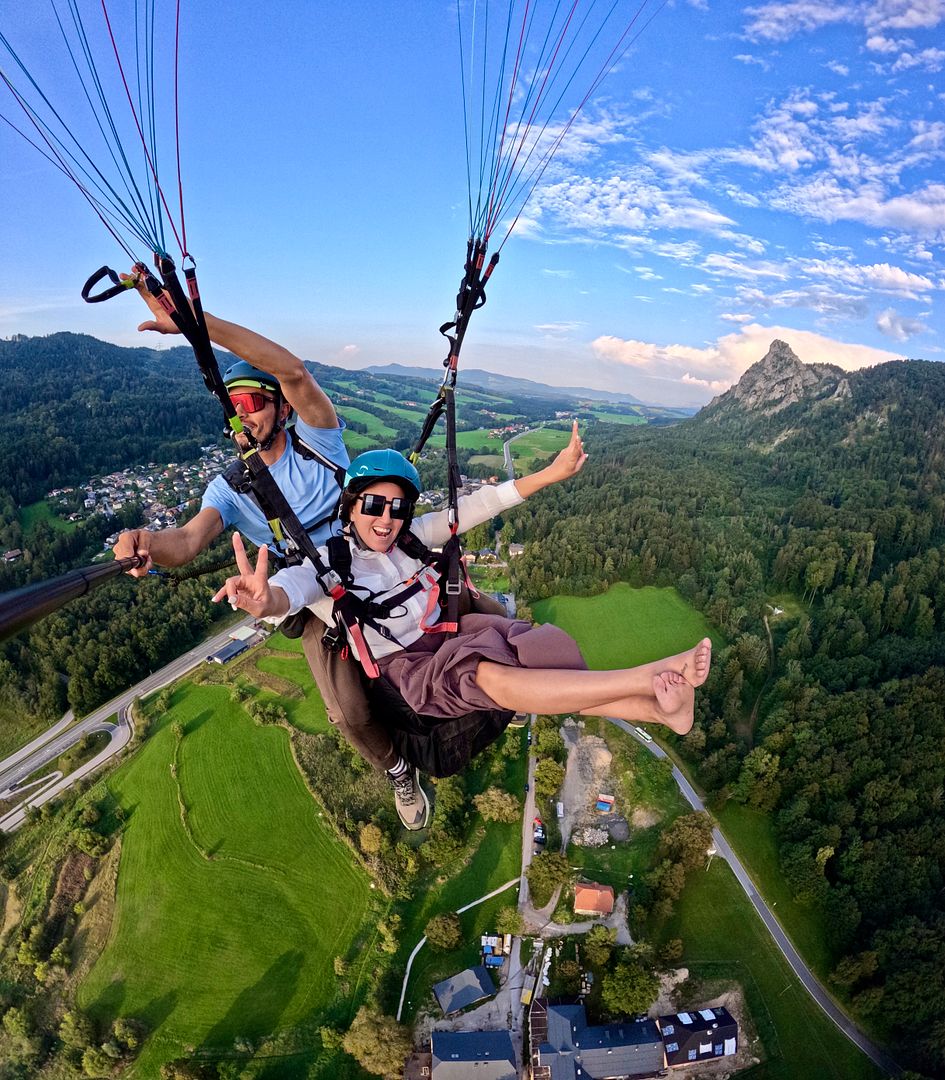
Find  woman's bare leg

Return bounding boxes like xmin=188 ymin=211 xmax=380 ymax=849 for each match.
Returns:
xmin=475 ymin=641 xmax=710 ymax=717
xmin=579 ymin=671 xmax=695 ymax=734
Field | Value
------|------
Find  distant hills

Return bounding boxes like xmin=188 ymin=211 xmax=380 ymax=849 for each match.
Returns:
xmin=365 ymin=362 xmax=667 ymax=408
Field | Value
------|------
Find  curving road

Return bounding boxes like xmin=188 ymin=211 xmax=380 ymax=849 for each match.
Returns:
xmin=610 ymin=717 xmax=900 ymax=1078
xmin=0 ymin=616 xmax=254 ymax=832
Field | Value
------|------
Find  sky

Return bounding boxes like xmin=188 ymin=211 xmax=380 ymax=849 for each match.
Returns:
xmin=1 ymin=1 xmax=943 ymax=407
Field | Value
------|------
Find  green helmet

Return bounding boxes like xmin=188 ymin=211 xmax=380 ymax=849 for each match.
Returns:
xmin=222 ymin=361 xmax=281 ymax=393
xmin=344 ymin=449 xmax=421 ymax=501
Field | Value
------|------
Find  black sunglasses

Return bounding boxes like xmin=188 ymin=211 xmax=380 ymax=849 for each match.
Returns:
xmin=356 ymin=493 xmax=414 ymax=520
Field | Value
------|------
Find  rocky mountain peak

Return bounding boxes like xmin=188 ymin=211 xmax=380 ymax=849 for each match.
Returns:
xmin=707 ymin=339 xmax=846 ymax=416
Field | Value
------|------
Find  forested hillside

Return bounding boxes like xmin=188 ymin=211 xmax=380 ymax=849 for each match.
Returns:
xmin=0 ymin=333 xmax=574 ymax=731
xmin=506 ymin=347 xmax=945 ymax=1075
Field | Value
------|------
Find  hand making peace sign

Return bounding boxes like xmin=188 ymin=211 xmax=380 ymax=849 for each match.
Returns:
xmin=212 ymin=533 xmax=288 ymax=619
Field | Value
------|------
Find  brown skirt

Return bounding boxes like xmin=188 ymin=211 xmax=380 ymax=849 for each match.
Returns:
xmin=377 ymin=613 xmax=588 ymax=719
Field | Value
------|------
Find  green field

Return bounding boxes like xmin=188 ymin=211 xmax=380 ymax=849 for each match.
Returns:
xmin=18 ymin=498 xmax=78 ymax=534
xmin=79 ymin=683 xmax=372 ymax=1076
xmin=506 ymin=427 xmax=572 ymax=472
xmin=430 ymin=427 xmax=505 ymax=452
xmin=589 ymin=410 xmax=646 ymax=425
xmin=655 ymin=861 xmax=882 ymax=1080
xmin=533 ymin=582 xmax=719 ymax=670
xmin=395 ymin=739 xmax=526 ymax=1020
xmin=336 ymin=406 xmax=399 ymax=439
xmin=467 ymin=563 xmax=511 ymax=593
xmin=716 ymin=803 xmax=834 ymax=978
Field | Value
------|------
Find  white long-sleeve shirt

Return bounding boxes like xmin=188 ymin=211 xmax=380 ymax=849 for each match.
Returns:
xmin=269 ymin=480 xmax=524 ymax=661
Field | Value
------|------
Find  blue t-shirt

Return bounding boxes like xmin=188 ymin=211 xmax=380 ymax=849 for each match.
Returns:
xmin=201 ymin=417 xmax=349 ymax=548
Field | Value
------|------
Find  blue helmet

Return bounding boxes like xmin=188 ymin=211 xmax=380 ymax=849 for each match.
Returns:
xmin=344 ymin=449 xmax=421 ymax=501
xmin=222 ymin=361 xmax=281 ymax=393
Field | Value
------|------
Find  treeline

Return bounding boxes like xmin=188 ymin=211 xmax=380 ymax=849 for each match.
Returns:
xmin=507 ymin=358 xmax=945 ymax=1075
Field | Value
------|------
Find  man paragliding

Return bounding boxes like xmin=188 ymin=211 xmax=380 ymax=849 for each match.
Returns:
xmin=214 ymin=426 xmax=713 ymax=734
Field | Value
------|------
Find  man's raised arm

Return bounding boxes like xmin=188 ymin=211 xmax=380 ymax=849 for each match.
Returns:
xmin=131 ymin=275 xmax=338 ymax=429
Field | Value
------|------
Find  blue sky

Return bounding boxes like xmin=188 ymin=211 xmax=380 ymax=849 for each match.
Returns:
xmin=1 ymin=1 xmax=943 ymax=406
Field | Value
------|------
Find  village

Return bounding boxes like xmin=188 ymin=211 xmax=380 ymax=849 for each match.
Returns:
xmin=402 ymin=720 xmax=745 ymax=1080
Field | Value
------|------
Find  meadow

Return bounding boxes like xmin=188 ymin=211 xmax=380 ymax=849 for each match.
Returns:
xmin=534 ymin=583 xmax=878 ymax=1077
xmin=18 ymin=497 xmax=77 ymax=534
xmin=532 ymin=581 xmax=720 ymax=670
xmin=78 ymin=681 xmax=373 ymax=1076
xmin=654 ymin=860 xmax=883 ymax=1079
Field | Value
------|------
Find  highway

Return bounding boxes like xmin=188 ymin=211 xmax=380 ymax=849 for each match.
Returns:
xmin=0 ymin=616 xmax=253 ymax=832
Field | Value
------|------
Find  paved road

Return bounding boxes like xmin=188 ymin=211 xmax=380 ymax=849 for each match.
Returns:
xmin=503 ymin=428 xmax=535 ymax=480
xmin=610 ymin=717 xmax=900 ymax=1077
xmin=0 ymin=616 xmax=254 ymax=832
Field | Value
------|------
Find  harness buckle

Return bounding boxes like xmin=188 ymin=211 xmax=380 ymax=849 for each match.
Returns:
xmin=320 ymin=570 xmax=344 ymax=596
xmin=417 ymin=566 xmax=440 ymax=591
xmin=445 ymin=581 xmax=462 ymax=596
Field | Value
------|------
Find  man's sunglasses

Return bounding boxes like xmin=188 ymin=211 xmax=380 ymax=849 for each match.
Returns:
xmin=228 ymin=390 xmax=274 ymax=414
xmin=356 ymin=493 xmax=414 ymax=520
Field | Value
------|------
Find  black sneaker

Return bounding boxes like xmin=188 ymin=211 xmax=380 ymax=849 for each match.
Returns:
xmin=387 ymin=765 xmax=431 ymax=831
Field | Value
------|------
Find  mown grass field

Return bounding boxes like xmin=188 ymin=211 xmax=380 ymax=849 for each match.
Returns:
xmin=336 ymin=405 xmax=399 ymax=440
xmin=78 ymin=682 xmax=373 ymax=1076
xmin=251 ymin=633 xmax=329 ymax=735
xmin=716 ymin=803 xmax=834 ymax=978
xmin=588 ymin=409 xmax=647 ymax=425
xmin=654 ymin=860 xmax=882 ymax=1080
xmin=538 ymin=586 xmax=878 ymax=1077
xmin=429 ymin=427 xmax=506 ymax=452
xmin=507 ymin=426 xmax=572 ymax=472
xmin=18 ymin=498 xmax=77 ymax=534
xmin=532 ymin=582 xmax=720 ymax=670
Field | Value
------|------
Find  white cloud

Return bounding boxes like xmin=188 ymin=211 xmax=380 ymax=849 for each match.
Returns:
xmin=702 ymin=253 xmax=789 ymax=280
xmin=866 ymin=0 xmax=945 ymax=32
xmin=591 ymin=323 xmax=904 ymax=401
xmin=744 ymin=2 xmax=858 ymax=42
xmin=891 ymin=46 xmax=945 ymax=71
xmin=535 ymin=170 xmax=736 ymax=236
xmin=535 ymin=322 xmax=584 ymax=335
xmin=771 ymin=178 xmax=945 ymax=239
xmin=542 ymin=268 xmax=574 ymax=278
xmin=876 ymin=307 xmax=928 ymax=339
xmin=735 ymin=53 xmax=771 ymax=70
xmin=800 ymin=258 xmax=936 ymax=297
xmin=826 ymin=60 xmax=850 ymax=76
xmin=866 ymin=33 xmax=911 ymax=52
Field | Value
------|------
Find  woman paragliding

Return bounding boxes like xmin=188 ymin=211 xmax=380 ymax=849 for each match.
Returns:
xmin=214 ymin=421 xmax=712 ymax=735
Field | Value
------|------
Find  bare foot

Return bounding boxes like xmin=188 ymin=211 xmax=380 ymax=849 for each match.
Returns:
xmin=665 ymin=637 xmax=712 ymax=688
xmin=652 ymin=671 xmax=695 ymax=734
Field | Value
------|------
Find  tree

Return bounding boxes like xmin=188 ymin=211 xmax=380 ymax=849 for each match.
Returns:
xmin=495 ymin=905 xmax=525 ymax=936
xmin=526 ymin=851 xmax=570 ymax=908
xmin=473 ymin=787 xmax=520 ymax=823
xmin=534 ymin=758 xmax=566 ymax=799
xmin=583 ymin=925 xmax=617 ymax=968
xmin=425 ymin=912 xmax=462 ymax=951
xmin=81 ymin=1047 xmax=115 ymax=1078
xmin=59 ymin=1009 xmax=95 ymax=1051
xmin=342 ymin=1006 xmax=412 ymax=1080
xmin=359 ymin=823 xmax=384 ymax=855
xmin=112 ymin=1017 xmax=145 ymax=1050
xmin=600 ymin=959 xmax=659 ymax=1017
